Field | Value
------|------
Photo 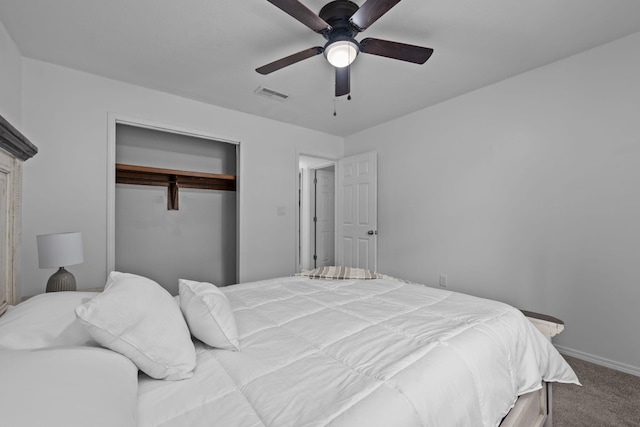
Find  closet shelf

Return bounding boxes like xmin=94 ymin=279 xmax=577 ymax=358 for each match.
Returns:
xmin=116 ymin=164 xmax=235 ymax=190
xmin=115 ymin=163 xmax=235 ymax=210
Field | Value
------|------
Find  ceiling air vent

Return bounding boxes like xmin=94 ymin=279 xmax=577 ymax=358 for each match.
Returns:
xmin=254 ymin=86 xmax=289 ymax=102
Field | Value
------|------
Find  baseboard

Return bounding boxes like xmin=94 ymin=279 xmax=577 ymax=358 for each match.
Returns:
xmin=555 ymin=345 xmax=640 ymax=377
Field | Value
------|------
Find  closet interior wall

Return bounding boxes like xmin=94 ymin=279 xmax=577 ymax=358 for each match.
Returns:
xmin=115 ymin=124 xmax=237 ymax=294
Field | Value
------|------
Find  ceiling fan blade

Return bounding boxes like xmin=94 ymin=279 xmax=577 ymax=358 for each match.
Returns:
xmin=349 ymin=0 xmax=402 ymax=31
xmin=360 ymin=38 xmax=434 ymax=64
xmin=256 ymin=47 xmax=323 ymax=75
xmin=335 ymin=66 xmax=350 ymax=97
xmin=266 ymin=0 xmax=331 ymax=33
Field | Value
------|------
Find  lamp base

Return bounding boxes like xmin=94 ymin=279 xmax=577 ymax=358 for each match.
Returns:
xmin=46 ymin=267 xmax=77 ymax=292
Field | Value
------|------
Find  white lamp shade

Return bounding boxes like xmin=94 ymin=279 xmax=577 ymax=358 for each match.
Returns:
xmin=37 ymin=232 xmax=84 ymax=268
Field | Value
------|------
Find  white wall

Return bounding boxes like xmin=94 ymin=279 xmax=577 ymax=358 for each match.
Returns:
xmin=21 ymin=58 xmax=343 ymax=296
xmin=345 ymin=32 xmax=640 ymax=374
xmin=0 ymin=19 xmax=21 ymax=127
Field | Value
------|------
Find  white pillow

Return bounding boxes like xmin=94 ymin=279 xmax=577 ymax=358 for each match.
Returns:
xmin=0 ymin=347 xmax=138 ymax=427
xmin=0 ymin=291 xmax=99 ymax=350
xmin=76 ymin=272 xmax=196 ymax=380
xmin=179 ymin=279 xmax=240 ymax=351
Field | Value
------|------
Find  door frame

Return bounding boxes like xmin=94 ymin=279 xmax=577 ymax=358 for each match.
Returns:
xmin=309 ymin=165 xmax=336 ymax=269
xmin=107 ymin=113 xmax=241 ymax=282
xmin=295 ymin=152 xmax=337 ymax=273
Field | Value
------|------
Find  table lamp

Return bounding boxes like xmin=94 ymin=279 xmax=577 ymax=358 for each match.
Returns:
xmin=37 ymin=232 xmax=84 ymax=292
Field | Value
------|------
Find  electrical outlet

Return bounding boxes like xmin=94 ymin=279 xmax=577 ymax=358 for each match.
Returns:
xmin=439 ymin=274 xmax=448 ymax=288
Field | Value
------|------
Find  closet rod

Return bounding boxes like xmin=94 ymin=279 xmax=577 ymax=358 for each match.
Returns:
xmin=115 ymin=163 xmax=236 ymax=210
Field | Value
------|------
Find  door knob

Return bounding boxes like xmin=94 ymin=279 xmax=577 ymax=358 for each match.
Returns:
xmin=367 ymin=230 xmax=378 ymax=235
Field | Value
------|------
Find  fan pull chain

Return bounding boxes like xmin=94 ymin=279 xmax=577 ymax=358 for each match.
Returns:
xmin=333 ymin=99 xmax=337 ymax=116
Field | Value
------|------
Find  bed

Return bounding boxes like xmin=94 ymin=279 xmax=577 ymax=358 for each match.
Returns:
xmin=0 ymin=269 xmax=578 ymax=427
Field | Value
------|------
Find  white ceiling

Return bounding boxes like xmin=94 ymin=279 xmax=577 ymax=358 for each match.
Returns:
xmin=2 ymin=0 xmax=640 ymax=137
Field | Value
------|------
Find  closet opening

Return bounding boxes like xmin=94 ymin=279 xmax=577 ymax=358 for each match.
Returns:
xmin=113 ymin=123 xmax=238 ymax=294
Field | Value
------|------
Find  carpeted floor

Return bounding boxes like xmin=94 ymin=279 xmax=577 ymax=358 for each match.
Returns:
xmin=553 ymin=356 xmax=640 ymax=426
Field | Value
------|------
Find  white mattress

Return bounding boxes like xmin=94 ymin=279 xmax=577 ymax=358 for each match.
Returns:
xmin=138 ymin=276 xmax=578 ymax=427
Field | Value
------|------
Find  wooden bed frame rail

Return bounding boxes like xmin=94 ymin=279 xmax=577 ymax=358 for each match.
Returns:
xmin=501 ymin=382 xmax=551 ymax=427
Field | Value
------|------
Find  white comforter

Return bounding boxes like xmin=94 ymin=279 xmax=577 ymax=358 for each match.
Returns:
xmin=138 ymin=276 xmax=578 ymax=427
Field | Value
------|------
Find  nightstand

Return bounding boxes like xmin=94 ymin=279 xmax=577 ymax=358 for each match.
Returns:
xmin=521 ymin=310 xmax=565 ymax=340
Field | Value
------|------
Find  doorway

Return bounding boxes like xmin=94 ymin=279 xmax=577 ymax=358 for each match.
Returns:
xmin=298 ymin=156 xmax=336 ymax=271
xmin=296 ymin=151 xmax=378 ymax=273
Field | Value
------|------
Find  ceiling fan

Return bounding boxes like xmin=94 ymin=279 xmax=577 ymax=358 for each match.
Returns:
xmin=256 ymin=0 xmax=434 ymax=97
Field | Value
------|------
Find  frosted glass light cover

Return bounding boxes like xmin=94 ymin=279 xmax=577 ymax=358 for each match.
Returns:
xmin=37 ymin=232 xmax=84 ymax=268
xmin=324 ymin=40 xmax=359 ymax=68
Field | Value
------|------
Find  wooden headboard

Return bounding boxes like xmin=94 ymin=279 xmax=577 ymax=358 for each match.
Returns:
xmin=0 ymin=114 xmax=37 ymax=315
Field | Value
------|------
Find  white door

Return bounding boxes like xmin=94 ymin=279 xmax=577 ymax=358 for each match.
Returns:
xmin=312 ymin=167 xmax=335 ymax=267
xmin=336 ymin=151 xmax=377 ymax=271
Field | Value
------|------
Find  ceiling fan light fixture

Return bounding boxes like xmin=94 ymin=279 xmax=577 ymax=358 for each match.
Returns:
xmin=324 ymin=39 xmax=359 ymax=68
